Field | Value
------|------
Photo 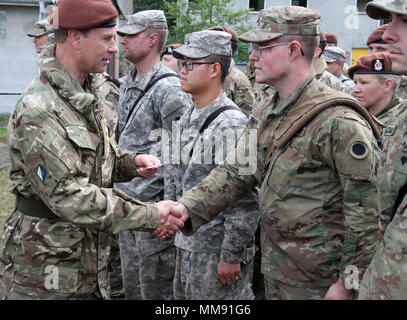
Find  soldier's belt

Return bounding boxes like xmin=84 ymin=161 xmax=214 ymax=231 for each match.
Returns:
xmin=16 ymin=194 xmax=58 ymax=220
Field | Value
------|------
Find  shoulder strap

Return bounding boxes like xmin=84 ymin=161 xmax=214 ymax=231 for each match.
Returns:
xmin=262 ymin=92 xmax=384 ymax=180
xmin=199 ymin=105 xmax=240 ymax=134
xmin=121 ymin=73 xmax=179 ymax=133
xmin=188 ymin=105 xmax=240 ymax=158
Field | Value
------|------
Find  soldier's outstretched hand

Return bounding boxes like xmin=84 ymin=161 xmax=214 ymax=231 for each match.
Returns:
xmin=135 ymin=154 xmax=162 ymax=177
xmin=153 ymin=201 xmax=189 ymax=240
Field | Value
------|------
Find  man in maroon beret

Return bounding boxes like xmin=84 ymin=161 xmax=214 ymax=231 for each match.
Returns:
xmin=0 ymin=0 xmax=185 ymax=300
xmin=325 ymin=32 xmax=338 ymax=47
xmin=367 ymin=24 xmax=389 ymax=54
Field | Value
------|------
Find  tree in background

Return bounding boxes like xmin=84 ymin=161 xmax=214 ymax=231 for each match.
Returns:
xmin=164 ymin=0 xmax=252 ymax=63
xmin=133 ymin=0 xmax=164 ymax=12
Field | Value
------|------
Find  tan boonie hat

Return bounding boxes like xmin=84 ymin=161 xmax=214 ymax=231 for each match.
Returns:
xmin=239 ymin=6 xmax=321 ymax=43
xmin=172 ymin=30 xmax=232 ymax=59
xmin=117 ymin=10 xmax=167 ymax=36
xmin=366 ymin=0 xmax=407 ymax=20
xmin=323 ymin=46 xmax=346 ymax=63
xmin=27 ymin=19 xmax=54 ymax=37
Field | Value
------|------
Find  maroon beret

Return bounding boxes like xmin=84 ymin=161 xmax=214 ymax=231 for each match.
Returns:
xmin=50 ymin=0 xmax=118 ymax=30
xmin=366 ymin=24 xmax=388 ymax=46
xmin=348 ymin=52 xmax=396 ymax=80
xmin=325 ymin=32 xmax=338 ymax=45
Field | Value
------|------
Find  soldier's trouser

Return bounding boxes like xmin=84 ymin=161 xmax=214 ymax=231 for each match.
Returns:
xmin=119 ymin=230 xmax=175 ymax=300
xmin=264 ymin=277 xmax=329 ymax=300
xmin=173 ymin=248 xmax=255 ymax=300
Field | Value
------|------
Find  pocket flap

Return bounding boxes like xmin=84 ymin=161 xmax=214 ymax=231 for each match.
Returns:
xmin=66 ymin=125 xmax=99 ymax=151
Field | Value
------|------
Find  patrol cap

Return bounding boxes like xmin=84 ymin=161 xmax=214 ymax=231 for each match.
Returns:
xmin=27 ymin=19 xmax=54 ymax=37
xmin=367 ymin=24 xmax=388 ymax=46
xmin=239 ymin=6 xmax=321 ymax=43
xmin=172 ymin=30 xmax=232 ymax=59
xmin=366 ymin=0 xmax=407 ymax=20
xmin=348 ymin=52 xmax=397 ymax=79
xmin=117 ymin=10 xmax=167 ymax=37
xmin=50 ymin=0 xmax=117 ymax=29
xmin=208 ymin=25 xmax=239 ymax=53
xmin=323 ymin=46 xmax=346 ymax=63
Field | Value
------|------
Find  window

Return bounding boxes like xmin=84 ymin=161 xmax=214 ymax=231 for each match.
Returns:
xmin=357 ymin=0 xmax=372 ymax=13
xmin=249 ymin=0 xmax=264 ymax=12
xmin=0 ymin=11 xmax=6 ymax=40
xmin=291 ymin=0 xmax=307 ymax=7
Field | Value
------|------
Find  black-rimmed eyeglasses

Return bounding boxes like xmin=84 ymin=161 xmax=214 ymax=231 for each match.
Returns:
xmin=177 ymin=60 xmax=215 ymax=71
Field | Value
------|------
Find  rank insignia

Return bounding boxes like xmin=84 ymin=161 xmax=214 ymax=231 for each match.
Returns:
xmin=383 ymin=125 xmax=396 ymax=136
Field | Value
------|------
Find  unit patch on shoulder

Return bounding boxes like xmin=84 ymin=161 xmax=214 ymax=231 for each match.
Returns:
xmin=349 ymin=141 xmax=369 ymax=160
xmin=36 ymin=164 xmax=47 ymax=182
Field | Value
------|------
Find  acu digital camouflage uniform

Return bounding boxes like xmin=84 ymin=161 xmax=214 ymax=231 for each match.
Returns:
xmin=115 ymin=10 xmax=190 ymax=300
xmin=178 ymin=6 xmax=381 ymax=300
xmin=170 ymin=30 xmax=259 ymax=300
xmin=314 ymin=56 xmax=349 ymax=93
xmin=223 ymin=59 xmax=255 ymax=117
xmin=172 ymin=93 xmax=259 ymax=300
xmin=0 ymin=44 xmax=161 ymax=300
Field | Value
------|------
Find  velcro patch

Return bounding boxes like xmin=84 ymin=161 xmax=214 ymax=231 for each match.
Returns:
xmin=36 ymin=164 xmax=47 ymax=182
xmin=383 ymin=125 xmax=396 ymax=136
xmin=349 ymin=141 xmax=369 ymax=160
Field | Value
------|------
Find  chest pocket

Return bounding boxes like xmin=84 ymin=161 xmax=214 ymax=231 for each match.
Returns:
xmin=267 ymin=145 xmax=305 ymax=199
xmin=65 ymin=125 xmax=100 ymax=176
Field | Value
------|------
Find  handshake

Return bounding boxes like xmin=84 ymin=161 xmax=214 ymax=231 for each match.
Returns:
xmin=153 ymin=201 xmax=190 ymax=240
xmin=135 ymin=155 xmax=189 ymax=239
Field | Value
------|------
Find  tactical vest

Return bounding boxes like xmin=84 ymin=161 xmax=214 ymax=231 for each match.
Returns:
xmin=253 ymin=84 xmax=383 ymax=178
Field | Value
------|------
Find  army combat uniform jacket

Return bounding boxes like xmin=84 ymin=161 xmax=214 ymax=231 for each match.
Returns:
xmin=0 ymin=45 xmax=159 ymax=300
xmin=359 ymin=99 xmax=407 ymax=299
xmin=314 ymin=56 xmax=349 ymax=93
xmin=179 ymin=75 xmax=380 ymax=291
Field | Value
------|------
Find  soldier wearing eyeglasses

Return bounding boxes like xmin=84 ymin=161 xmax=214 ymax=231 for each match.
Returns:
xmin=167 ymin=30 xmax=259 ymax=300
xmin=161 ymin=6 xmax=381 ymax=300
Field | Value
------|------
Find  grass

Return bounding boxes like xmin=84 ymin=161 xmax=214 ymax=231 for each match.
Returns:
xmin=0 ymin=127 xmax=7 ymax=145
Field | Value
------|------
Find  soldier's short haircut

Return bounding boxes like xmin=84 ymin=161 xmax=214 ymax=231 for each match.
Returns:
xmin=204 ymin=54 xmax=231 ymax=84
xmin=54 ymin=28 xmax=89 ymax=44
xmin=145 ymin=28 xmax=168 ymax=55
xmin=279 ymin=34 xmax=320 ymax=64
